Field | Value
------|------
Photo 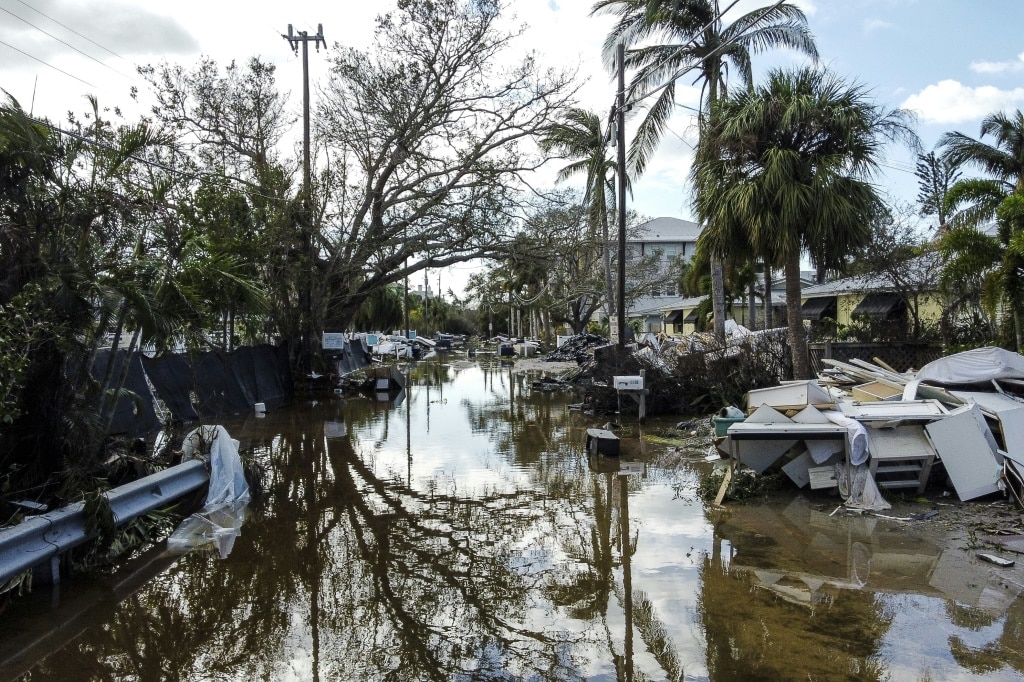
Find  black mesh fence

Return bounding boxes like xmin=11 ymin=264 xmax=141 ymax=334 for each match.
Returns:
xmin=142 ymin=342 xmax=293 ymax=422
xmin=92 ymin=349 xmax=163 ymax=436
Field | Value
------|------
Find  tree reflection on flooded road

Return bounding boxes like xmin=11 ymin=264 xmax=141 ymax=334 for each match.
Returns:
xmin=2 ymin=358 xmax=1023 ymax=680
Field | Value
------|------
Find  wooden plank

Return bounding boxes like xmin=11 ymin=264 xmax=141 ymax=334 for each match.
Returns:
xmin=713 ymin=465 xmax=733 ymax=506
xmin=851 ymin=380 xmax=904 ymax=402
xmin=850 ymin=358 xmax=909 ymax=383
xmin=808 ymin=465 xmax=839 ymax=489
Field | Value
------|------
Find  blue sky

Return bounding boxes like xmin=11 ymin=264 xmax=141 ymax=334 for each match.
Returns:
xmin=4 ymin=0 xmax=1024 ymax=290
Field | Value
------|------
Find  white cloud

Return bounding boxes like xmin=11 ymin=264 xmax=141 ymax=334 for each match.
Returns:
xmin=970 ymin=51 xmax=1024 ymax=74
xmin=901 ymin=79 xmax=1024 ymax=125
xmin=863 ymin=18 xmax=894 ymax=34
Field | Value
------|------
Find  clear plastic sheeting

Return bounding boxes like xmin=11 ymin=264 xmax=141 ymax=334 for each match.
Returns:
xmin=168 ymin=425 xmax=250 ymax=558
xmin=821 ymin=410 xmax=870 ymax=465
xmin=915 ymin=346 xmax=1024 ymax=385
xmin=836 ymin=462 xmax=891 ymax=511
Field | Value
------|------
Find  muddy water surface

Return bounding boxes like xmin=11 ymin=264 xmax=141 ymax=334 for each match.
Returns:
xmin=2 ymin=358 xmax=1023 ymax=681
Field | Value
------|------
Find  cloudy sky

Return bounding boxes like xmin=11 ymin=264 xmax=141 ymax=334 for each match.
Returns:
xmin=4 ymin=0 xmax=1024 ymax=288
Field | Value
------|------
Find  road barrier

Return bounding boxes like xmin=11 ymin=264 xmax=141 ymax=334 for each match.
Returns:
xmin=0 ymin=460 xmax=209 ymax=586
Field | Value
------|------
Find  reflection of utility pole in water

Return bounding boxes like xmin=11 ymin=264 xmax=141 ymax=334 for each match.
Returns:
xmin=406 ymin=364 xmax=412 ymax=487
xmin=618 ymin=474 xmax=635 ymax=682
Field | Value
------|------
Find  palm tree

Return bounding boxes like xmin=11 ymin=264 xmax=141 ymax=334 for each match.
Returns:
xmin=695 ymin=67 xmax=916 ymax=378
xmin=593 ymin=0 xmax=818 ymax=340
xmin=938 ymin=110 xmax=1024 ymax=348
xmin=541 ymin=108 xmax=618 ymax=318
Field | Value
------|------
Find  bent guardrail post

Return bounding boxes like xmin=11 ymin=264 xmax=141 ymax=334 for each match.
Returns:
xmin=0 ymin=459 xmax=209 ymax=587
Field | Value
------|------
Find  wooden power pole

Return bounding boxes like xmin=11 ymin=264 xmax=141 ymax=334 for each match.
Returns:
xmin=282 ymin=23 xmax=325 ymax=373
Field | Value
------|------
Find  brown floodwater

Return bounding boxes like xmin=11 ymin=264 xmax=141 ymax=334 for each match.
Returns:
xmin=2 ymin=357 xmax=1023 ymax=681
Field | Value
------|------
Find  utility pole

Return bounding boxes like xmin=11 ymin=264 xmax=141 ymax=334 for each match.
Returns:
xmin=615 ymin=42 xmax=628 ymax=349
xmin=282 ymin=23 xmax=325 ymax=373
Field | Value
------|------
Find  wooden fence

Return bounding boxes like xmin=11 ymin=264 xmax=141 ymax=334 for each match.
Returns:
xmin=808 ymin=342 xmax=943 ymax=375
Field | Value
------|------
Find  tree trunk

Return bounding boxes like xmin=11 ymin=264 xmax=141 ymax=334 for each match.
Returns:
xmin=747 ymin=278 xmax=756 ymax=330
xmin=764 ymin=266 xmax=775 ymax=330
xmin=785 ymin=251 xmax=811 ymax=380
xmin=602 ymin=211 xmax=615 ymax=319
xmin=711 ymin=257 xmax=726 ymax=341
xmin=1015 ymin=308 xmax=1023 ymax=352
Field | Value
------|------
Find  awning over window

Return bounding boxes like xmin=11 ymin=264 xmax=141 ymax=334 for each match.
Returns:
xmin=852 ymin=292 xmax=905 ymax=319
xmin=683 ymin=309 xmax=699 ymax=323
xmin=664 ymin=310 xmax=683 ymax=324
xmin=801 ymin=296 xmax=837 ymax=321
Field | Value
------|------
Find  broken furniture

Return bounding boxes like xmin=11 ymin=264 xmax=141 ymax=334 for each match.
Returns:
xmin=864 ymin=425 xmax=935 ymax=494
xmin=727 ymin=422 xmax=849 ymax=468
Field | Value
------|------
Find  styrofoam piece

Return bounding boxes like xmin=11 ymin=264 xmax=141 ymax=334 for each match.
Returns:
xmin=808 ymin=465 xmax=839 ymax=489
xmin=925 ymin=403 xmax=1002 ymax=501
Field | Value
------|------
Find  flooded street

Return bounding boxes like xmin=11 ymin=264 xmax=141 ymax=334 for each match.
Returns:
xmin=3 ymin=358 xmax=1024 ymax=681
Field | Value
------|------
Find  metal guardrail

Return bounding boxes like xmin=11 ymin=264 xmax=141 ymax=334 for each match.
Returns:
xmin=0 ymin=459 xmax=209 ymax=586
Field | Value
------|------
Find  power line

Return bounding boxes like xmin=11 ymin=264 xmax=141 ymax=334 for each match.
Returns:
xmin=0 ymin=38 xmax=94 ymax=88
xmin=1 ymin=6 xmax=132 ymax=80
xmin=14 ymin=0 xmax=129 ymax=64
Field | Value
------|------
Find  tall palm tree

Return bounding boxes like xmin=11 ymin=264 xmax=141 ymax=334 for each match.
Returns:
xmin=541 ymin=108 xmax=619 ymax=318
xmin=941 ymin=111 xmax=1024 ymax=195
xmin=593 ymin=0 xmax=818 ymax=340
xmin=938 ymin=110 xmax=1024 ymax=348
xmin=695 ymin=67 xmax=916 ymax=378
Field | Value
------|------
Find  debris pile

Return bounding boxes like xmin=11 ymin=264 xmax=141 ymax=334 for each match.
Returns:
xmin=714 ymin=346 xmax=1024 ymax=512
xmin=541 ymin=333 xmax=609 ymax=363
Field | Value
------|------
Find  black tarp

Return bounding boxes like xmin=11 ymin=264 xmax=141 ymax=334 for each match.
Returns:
xmin=92 ymin=349 xmax=163 ymax=436
xmin=664 ymin=310 xmax=683 ymax=324
xmin=231 ymin=344 xmax=292 ymax=409
xmin=143 ymin=342 xmax=293 ymax=422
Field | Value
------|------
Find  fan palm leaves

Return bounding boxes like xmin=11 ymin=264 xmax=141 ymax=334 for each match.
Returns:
xmin=938 ymin=109 xmax=1024 ymax=348
xmin=694 ymin=67 xmax=916 ymax=378
xmin=593 ymin=0 xmax=817 ymax=340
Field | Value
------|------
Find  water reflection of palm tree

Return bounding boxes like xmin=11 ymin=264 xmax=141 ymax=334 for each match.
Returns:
xmin=546 ymin=467 xmax=685 ymax=681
